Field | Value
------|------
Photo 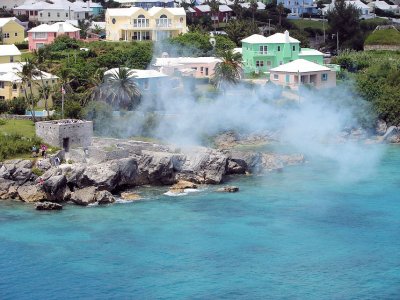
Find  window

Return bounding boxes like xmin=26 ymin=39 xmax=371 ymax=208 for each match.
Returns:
xmin=3 ymin=33 xmax=10 ymax=38
xmin=134 ymin=14 xmax=149 ymax=27
xmin=157 ymin=14 xmax=171 ymax=27
xmin=33 ymin=32 xmax=47 ymax=39
xmin=286 ymin=74 xmax=290 ymax=83
xmin=273 ymin=74 xmax=279 ymax=80
xmin=259 ymin=45 xmax=267 ymax=54
xmin=48 ymin=12 xmax=50 ymax=17
xmin=205 ymin=68 xmax=209 ymax=76
xmin=0 ymin=81 xmax=4 ymax=89
xmin=277 ymin=46 xmax=281 ymax=51
xmin=321 ymin=73 xmax=328 ymax=81
xmin=256 ymin=60 xmax=264 ymax=67
xmin=112 ymin=18 xmax=116 ymax=24
xmin=200 ymin=67 xmax=204 ymax=74
xmin=0 ymin=96 xmax=5 ymax=100
xmin=10 ymin=56 xmax=14 ymax=63
xmin=57 ymin=12 xmax=60 ymax=17
xmin=39 ymin=12 xmax=42 ymax=17
xmin=292 ymin=45 xmax=296 ymax=51
xmin=279 ymin=61 xmax=283 ymax=65
xmin=267 ymin=61 xmax=271 ymax=66
xmin=12 ymin=83 xmax=17 ymax=90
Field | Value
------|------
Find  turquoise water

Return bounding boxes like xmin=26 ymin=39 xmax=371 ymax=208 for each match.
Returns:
xmin=1 ymin=146 xmax=400 ymax=299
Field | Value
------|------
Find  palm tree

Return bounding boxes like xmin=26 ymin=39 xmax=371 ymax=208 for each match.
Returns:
xmin=103 ymin=67 xmax=141 ymax=110
xmin=249 ymin=0 xmax=258 ymax=25
xmin=208 ymin=0 xmax=220 ymax=32
xmin=16 ymin=58 xmax=39 ymax=121
xmin=213 ymin=50 xmax=242 ymax=89
xmin=82 ymin=67 xmax=107 ymax=106
xmin=277 ymin=3 xmax=285 ymax=27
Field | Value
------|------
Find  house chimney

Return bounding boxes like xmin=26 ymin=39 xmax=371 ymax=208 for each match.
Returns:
xmin=284 ymin=30 xmax=290 ymax=43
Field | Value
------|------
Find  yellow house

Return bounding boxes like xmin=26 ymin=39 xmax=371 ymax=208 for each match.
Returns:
xmin=106 ymin=7 xmax=187 ymax=42
xmin=0 ymin=17 xmax=25 ymax=45
xmin=0 ymin=44 xmax=22 ymax=64
xmin=0 ymin=63 xmax=58 ymax=108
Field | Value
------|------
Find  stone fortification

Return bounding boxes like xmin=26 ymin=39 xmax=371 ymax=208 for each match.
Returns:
xmin=35 ymin=119 xmax=93 ymax=151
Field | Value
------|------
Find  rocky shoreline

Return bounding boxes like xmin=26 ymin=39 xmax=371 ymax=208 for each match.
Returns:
xmin=0 ymin=138 xmax=305 ymax=208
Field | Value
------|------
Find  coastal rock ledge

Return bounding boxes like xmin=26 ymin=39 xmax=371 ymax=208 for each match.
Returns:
xmin=0 ymin=140 xmax=305 ymax=206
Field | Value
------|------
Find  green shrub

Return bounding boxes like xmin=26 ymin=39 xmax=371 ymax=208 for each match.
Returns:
xmin=0 ymin=101 xmax=8 ymax=114
xmin=0 ymin=134 xmax=42 ymax=161
xmin=0 ymin=119 xmax=6 ymax=126
xmin=8 ymin=97 xmax=27 ymax=115
xmin=15 ymin=41 xmax=29 ymax=50
xmin=32 ymin=167 xmax=44 ymax=177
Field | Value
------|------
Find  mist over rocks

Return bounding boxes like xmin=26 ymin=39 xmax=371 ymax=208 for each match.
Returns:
xmin=0 ymin=139 xmax=306 ymax=206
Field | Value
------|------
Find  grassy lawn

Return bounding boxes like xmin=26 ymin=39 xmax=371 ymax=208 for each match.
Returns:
xmin=365 ymin=28 xmax=400 ymax=45
xmin=289 ymin=19 xmax=327 ymax=31
xmin=0 ymin=119 xmax=36 ymax=138
xmin=21 ymin=50 xmax=34 ymax=61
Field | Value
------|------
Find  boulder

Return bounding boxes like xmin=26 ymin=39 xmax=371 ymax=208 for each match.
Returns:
xmin=223 ymin=150 xmax=262 ymax=173
xmin=36 ymin=159 xmax=52 ymax=171
xmin=95 ymin=190 xmax=116 ymax=204
xmin=17 ymin=185 xmax=47 ymax=203
xmin=169 ymin=180 xmax=197 ymax=193
xmin=376 ymin=119 xmax=387 ymax=136
xmin=7 ymin=185 xmax=19 ymax=199
xmin=0 ymin=179 xmax=15 ymax=200
xmin=15 ymin=160 xmax=33 ymax=169
xmin=176 ymin=148 xmax=228 ymax=184
xmin=36 ymin=202 xmax=63 ymax=211
xmin=120 ymin=192 xmax=142 ymax=201
xmin=383 ymin=126 xmax=400 ymax=143
xmin=42 ymin=175 xmax=67 ymax=202
xmin=226 ymin=159 xmax=247 ymax=175
xmin=11 ymin=167 xmax=32 ymax=184
xmin=70 ymin=186 xmax=97 ymax=206
xmin=216 ymin=186 xmax=239 ymax=193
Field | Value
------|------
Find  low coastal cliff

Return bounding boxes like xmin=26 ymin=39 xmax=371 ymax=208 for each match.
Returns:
xmin=0 ymin=139 xmax=305 ymax=206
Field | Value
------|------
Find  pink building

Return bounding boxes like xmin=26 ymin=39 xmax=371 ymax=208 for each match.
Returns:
xmin=27 ymin=22 xmax=80 ymax=51
xmin=153 ymin=57 xmax=222 ymax=79
xmin=269 ymin=59 xmax=336 ymax=90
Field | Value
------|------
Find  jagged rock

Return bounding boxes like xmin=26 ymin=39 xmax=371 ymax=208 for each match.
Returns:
xmin=7 ymin=185 xmax=19 ymax=199
xmin=134 ymin=151 xmax=179 ymax=185
xmin=169 ymin=180 xmax=197 ymax=193
xmin=36 ymin=202 xmax=63 ymax=211
xmin=78 ymin=158 xmax=138 ymax=190
xmin=15 ymin=160 xmax=33 ymax=169
xmin=376 ymin=120 xmax=387 ymax=136
xmin=11 ymin=167 xmax=32 ymax=184
xmin=42 ymin=175 xmax=67 ymax=202
xmin=120 ymin=192 xmax=142 ymax=200
xmin=383 ymin=126 xmax=400 ymax=143
xmin=0 ymin=179 xmax=15 ymax=200
xmin=217 ymin=186 xmax=239 ymax=193
xmin=176 ymin=148 xmax=228 ymax=184
xmin=95 ymin=190 xmax=115 ymax=204
xmin=17 ymin=185 xmax=46 ymax=203
xmin=36 ymin=159 xmax=52 ymax=171
xmin=223 ymin=150 xmax=262 ymax=173
xmin=70 ymin=186 xmax=97 ymax=206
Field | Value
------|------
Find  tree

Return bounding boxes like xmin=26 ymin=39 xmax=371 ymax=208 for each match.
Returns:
xmin=82 ymin=67 xmax=107 ymax=106
xmin=249 ymin=0 xmax=258 ymax=25
xmin=91 ymin=24 xmax=103 ymax=35
xmin=225 ymin=20 xmax=260 ymax=45
xmin=103 ymin=67 xmax=141 ymax=110
xmin=276 ymin=3 xmax=286 ymax=27
xmin=78 ymin=20 xmax=91 ymax=39
xmin=232 ymin=0 xmax=244 ymax=20
xmin=8 ymin=97 xmax=27 ymax=115
xmin=326 ymin=0 xmax=362 ymax=50
xmin=16 ymin=59 xmax=39 ymax=121
xmin=207 ymin=0 xmax=220 ymax=32
xmin=213 ymin=49 xmax=242 ymax=89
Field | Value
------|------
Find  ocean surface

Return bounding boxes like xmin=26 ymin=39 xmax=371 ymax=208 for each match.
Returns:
xmin=1 ymin=145 xmax=400 ymax=299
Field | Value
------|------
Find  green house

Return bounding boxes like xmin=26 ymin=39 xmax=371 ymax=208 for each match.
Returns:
xmin=241 ymin=30 xmax=324 ymax=76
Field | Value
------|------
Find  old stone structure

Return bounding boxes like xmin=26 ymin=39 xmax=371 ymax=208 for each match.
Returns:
xmin=35 ymin=119 xmax=93 ymax=152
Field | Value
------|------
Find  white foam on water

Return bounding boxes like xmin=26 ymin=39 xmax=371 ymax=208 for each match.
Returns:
xmin=164 ymin=188 xmax=204 ymax=197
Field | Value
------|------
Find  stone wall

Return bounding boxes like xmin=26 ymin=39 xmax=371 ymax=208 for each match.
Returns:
xmin=364 ymin=45 xmax=400 ymax=51
xmin=0 ymin=114 xmax=47 ymax=121
xmin=35 ymin=120 xmax=93 ymax=150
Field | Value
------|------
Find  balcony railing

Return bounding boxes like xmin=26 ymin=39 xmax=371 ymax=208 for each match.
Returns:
xmin=246 ymin=50 xmax=276 ymax=56
xmin=156 ymin=19 xmax=172 ymax=28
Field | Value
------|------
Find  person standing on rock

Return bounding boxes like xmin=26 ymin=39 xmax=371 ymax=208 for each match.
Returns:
xmin=32 ymin=145 xmax=37 ymax=157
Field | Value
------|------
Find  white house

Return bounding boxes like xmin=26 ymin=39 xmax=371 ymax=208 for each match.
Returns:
xmin=368 ymin=1 xmax=399 ymax=14
xmin=323 ymin=0 xmax=375 ymax=19
xmin=13 ymin=0 xmax=93 ymax=24
xmin=1 ymin=0 xmax=30 ymax=11
xmin=153 ymin=56 xmax=222 ymax=78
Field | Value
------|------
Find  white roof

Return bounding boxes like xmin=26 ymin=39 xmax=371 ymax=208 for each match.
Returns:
xmin=187 ymin=7 xmax=196 ymax=13
xmin=0 ymin=45 xmax=21 ymax=57
xmin=153 ymin=56 xmax=221 ymax=66
xmin=219 ymin=5 xmax=233 ymax=12
xmin=270 ymin=59 xmax=331 ymax=73
xmin=368 ymin=1 xmax=398 ymax=10
xmin=323 ymin=0 xmax=371 ymax=12
xmin=28 ymin=22 xmax=80 ymax=33
xmin=242 ymin=31 xmax=300 ymax=44
xmin=233 ymin=47 xmax=242 ymax=54
xmin=105 ymin=68 xmax=168 ymax=79
xmin=90 ymin=21 xmax=106 ymax=30
xmin=14 ymin=0 xmax=91 ymax=12
xmin=0 ymin=17 xmax=21 ymax=28
xmin=0 ymin=62 xmax=58 ymax=82
xmin=147 ymin=7 xmax=186 ymax=16
xmin=195 ymin=5 xmax=211 ymax=12
xmin=239 ymin=2 xmax=266 ymax=10
xmin=299 ymin=48 xmax=324 ymax=56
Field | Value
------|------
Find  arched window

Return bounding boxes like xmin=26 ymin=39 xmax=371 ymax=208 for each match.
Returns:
xmin=134 ymin=14 xmax=148 ymax=27
xmin=157 ymin=14 xmax=170 ymax=27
